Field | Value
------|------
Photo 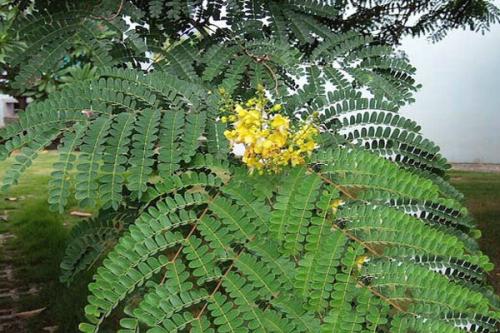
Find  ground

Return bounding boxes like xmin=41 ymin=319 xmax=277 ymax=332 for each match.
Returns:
xmin=0 ymin=152 xmax=498 ymax=331
xmin=448 ymin=170 xmax=500 ymax=292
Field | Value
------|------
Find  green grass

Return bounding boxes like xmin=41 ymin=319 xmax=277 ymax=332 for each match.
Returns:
xmin=6 ymin=200 xmax=94 ymax=331
xmin=0 ymin=153 xmax=498 ymax=330
xmin=0 ymin=152 xmax=94 ymax=331
xmin=449 ymin=170 xmax=500 ymax=292
xmin=0 ymin=151 xmax=89 ymax=223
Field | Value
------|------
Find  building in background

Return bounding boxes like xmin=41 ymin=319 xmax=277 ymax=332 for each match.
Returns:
xmin=401 ymin=24 xmax=500 ymax=164
xmin=0 ymin=94 xmax=18 ymax=128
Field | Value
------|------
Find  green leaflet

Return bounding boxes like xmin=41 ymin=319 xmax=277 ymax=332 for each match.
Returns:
xmin=127 ymin=285 xmax=209 ymax=329
xmin=322 ymin=288 xmax=388 ymax=333
xmin=75 ymin=116 xmax=111 ymax=208
xmin=0 ymin=104 xmax=87 ymax=158
xmin=233 ymin=252 xmax=282 ymax=298
xmin=222 ymin=272 xmax=267 ymax=331
xmin=283 ymin=171 xmax=322 ymax=255
xmin=364 ymin=260 xmax=490 ymax=315
xmin=49 ymin=124 xmax=87 ymax=212
xmin=304 ymin=188 xmax=340 ymax=253
xmin=307 ymin=230 xmax=348 ymax=312
xmin=206 ymin=120 xmax=231 ymax=159
xmin=320 ymin=244 xmax=364 ymax=333
xmin=127 ymin=109 xmax=161 ymax=198
xmin=59 ymin=208 xmax=133 ymax=284
xmin=272 ymin=295 xmax=321 ymax=332
xmin=83 ymin=192 xmax=209 ymax=330
xmin=2 ymin=128 xmax=59 ymax=191
xmin=158 ymin=109 xmax=185 ymax=178
xmin=100 ymin=113 xmax=135 ymax=210
xmin=207 ymin=293 xmax=246 ymax=332
xmin=202 ymin=45 xmax=238 ymax=82
xmin=403 ymin=254 xmax=487 ymax=285
xmin=197 ymin=215 xmax=234 ymax=258
xmin=318 ymin=101 xmax=449 ymax=173
xmin=148 ymin=0 xmax=164 ymax=18
xmin=269 ymin=167 xmax=308 ymax=242
xmin=181 ymin=112 xmax=206 ymax=164
xmin=144 ymin=171 xmax=224 ymax=205
xmin=221 ymin=56 xmax=251 ymax=94
xmin=221 ymin=180 xmax=271 ymax=230
xmin=247 ymin=240 xmax=296 ymax=290
xmin=92 ymin=77 xmax=159 ymax=110
xmin=339 ymin=203 xmax=467 ymax=259
xmin=315 ymin=147 xmax=441 ymax=201
xmin=0 ymin=131 xmax=36 ymax=161
xmin=184 ymin=235 xmax=222 ymax=285
xmin=163 ymin=43 xmax=198 ymax=83
xmin=391 ymin=315 xmax=465 ymax=333
xmin=209 ymin=196 xmax=261 ymax=242
xmin=98 ymin=67 xmax=204 ymax=108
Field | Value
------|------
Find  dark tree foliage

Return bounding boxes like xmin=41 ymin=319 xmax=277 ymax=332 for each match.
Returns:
xmin=1 ymin=0 xmax=499 ymax=96
xmin=336 ymin=0 xmax=500 ymax=44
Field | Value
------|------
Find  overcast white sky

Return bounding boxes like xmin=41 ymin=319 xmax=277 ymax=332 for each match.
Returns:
xmin=400 ymin=23 xmax=500 ymax=163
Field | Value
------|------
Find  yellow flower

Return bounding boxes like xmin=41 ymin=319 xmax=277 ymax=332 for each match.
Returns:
xmin=254 ymin=138 xmax=275 ymax=155
xmin=235 ymin=104 xmax=246 ymax=116
xmin=242 ymin=151 xmax=264 ymax=173
xmin=271 ymin=114 xmax=289 ymax=130
xmin=224 ymin=130 xmax=237 ymax=140
xmin=300 ymin=140 xmax=316 ymax=153
xmin=243 ymin=110 xmax=261 ymax=127
xmin=268 ymin=132 xmax=287 ymax=147
xmin=289 ymin=150 xmax=304 ymax=166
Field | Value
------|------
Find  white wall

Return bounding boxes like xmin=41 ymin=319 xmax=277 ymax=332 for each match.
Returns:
xmin=400 ymin=25 xmax=500 ymax=163
xmin=0 ymin=102 xmax=4 ymax=127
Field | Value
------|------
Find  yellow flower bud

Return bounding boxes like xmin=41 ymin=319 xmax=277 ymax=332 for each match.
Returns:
xmin=221 ymin=116 xmax=227 ymax=123
xmin=272 ymin=104 xmax=283 ymax=112
xmin=246 ymin=98 xmax=256 ymax=107
xmin=331 ymin=199 xmax=344 ymax=214
xmin=355 ymin=256 xmax=369 ymax=270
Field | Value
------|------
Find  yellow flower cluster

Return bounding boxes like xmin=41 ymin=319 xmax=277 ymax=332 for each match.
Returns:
xmin=219 ymin=86 xmax=319 ymax=174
